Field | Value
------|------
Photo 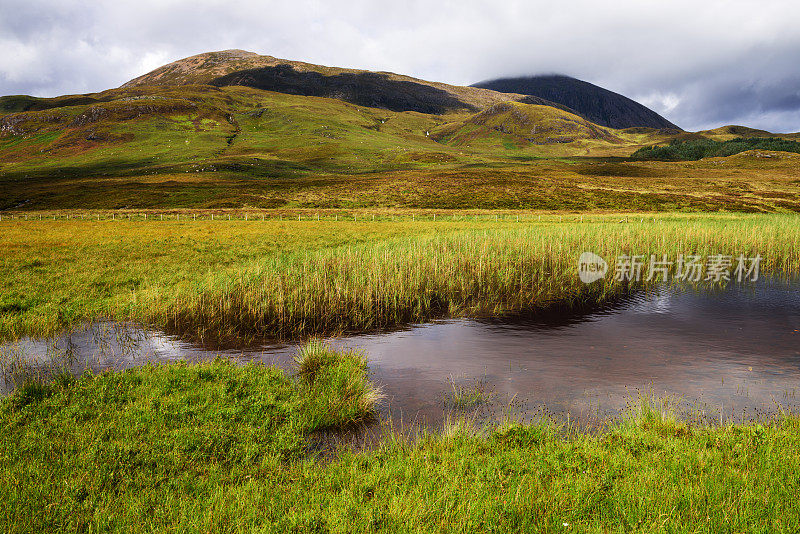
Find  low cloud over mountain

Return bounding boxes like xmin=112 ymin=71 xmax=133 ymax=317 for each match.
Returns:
xmin=1 ymin=0 xmax=799 ymax=132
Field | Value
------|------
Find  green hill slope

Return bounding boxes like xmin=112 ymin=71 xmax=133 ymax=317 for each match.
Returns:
xmin=432 ymin=101 xmax=623 ymax=147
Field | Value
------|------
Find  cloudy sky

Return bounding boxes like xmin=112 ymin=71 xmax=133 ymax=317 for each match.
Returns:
xmin=2 ymin=0 xmax=799 ymax=132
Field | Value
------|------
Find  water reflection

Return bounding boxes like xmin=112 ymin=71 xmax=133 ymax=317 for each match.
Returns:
xmin=2 ymin=279 xmax=799 ymax=427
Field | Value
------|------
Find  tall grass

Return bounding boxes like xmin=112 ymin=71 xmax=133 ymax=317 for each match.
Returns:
xmin=295 ymin=340 xmax=383 ymax=428
xmin=143 ymin=215 xmax=800 ymax=341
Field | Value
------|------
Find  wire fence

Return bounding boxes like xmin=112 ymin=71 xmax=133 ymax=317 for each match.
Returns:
xmin=0 ymin=211 xmax=668 ymax=224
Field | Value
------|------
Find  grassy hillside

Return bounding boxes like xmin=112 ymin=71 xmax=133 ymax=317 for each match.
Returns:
xmin=432 ymin=101 xmax=623 ymax=146
xmin=122 ymin=49 xmax=533 ymax=112
xmin=1 ymin=51 xmax=799 ymax=212
xmin=4 ymin=83 xmax=799 ymax=211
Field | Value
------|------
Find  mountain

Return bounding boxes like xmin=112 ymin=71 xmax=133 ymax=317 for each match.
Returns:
xmin=6 ymin=49 xmax=763 ymax=211
xmin=472 ymin=75 xmax=681 ymax=131
xmin=122 ymin=50 xmax=541 ymax=114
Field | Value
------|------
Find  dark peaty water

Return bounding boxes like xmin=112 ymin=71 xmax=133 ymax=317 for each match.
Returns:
xmin=3 ymin=279 xmax=799 ymax=427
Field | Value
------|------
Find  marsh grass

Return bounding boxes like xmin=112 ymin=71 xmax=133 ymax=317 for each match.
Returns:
xmin=0 ymin=342 xmax=384 ymax=531
xmin=1 ymin=213 xmax=798 ymax=343
xmin=444 ymin=374 xmax=495 ymax=411
xmin=146 ymin=215 xmax=800 ymax=342
xmin=0 ymin=341 xmax=79 ymax=391
xmin=295 ymin=339 xmax=383 ymax=428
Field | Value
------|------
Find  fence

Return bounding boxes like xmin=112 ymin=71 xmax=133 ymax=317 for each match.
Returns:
xmin=0 ymin=212 xmax=635 ymax=224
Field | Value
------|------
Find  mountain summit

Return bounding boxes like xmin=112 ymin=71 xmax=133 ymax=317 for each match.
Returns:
xmin=122 ymin=50 xmax=535 ymax=114
xmin=472 ymin=75 xmax=681 ymax=131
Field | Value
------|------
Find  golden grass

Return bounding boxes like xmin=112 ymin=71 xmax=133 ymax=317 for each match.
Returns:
xmin=128 ymin=214 xmax=800 ymax=342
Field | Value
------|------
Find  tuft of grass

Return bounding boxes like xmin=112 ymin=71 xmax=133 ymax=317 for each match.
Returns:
xmin=613 ymin=392 xmax=691 ymax=437
xmin=294 ymin=340 xmax=383 ymax=428
xmin=444 ymin=374 xmax=494 ymax=411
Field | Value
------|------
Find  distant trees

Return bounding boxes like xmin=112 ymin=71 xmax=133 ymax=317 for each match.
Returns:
xmin=631 ymin=137 xmax=800 ymax=161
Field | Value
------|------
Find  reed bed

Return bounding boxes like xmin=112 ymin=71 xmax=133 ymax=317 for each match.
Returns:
xmin=140 ymin=214 xmax=800 ymax=341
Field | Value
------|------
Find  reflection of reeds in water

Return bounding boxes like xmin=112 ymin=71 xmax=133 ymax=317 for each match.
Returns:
xmin=0 ymin=342 xmax=75 ymax=390
xmin=0 ymin=322 xmax=160 ymax=390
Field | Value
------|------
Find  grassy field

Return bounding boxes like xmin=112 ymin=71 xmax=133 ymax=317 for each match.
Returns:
xmin=1 ymin=343 xmax=799 ymax=532
xmin=3 ymin=153 xmax=800 ymax=212
xmin=1 ymin=212 xmax=798 ymax=343
xmin=2 ymin=212 xmax=799 ymax=532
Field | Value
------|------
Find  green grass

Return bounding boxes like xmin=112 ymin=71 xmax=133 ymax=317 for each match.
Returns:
xmin=1 ymin=213 xmax=798 ymax=343
xmin=2 ymin=349 xmax=800 ymax=532
xmin=0 ymin=341 xmax=380 ymax=532
xmin=444 ymin=375 xmax=494 ymax=411
xmin=0 ymin=217 xmax=440 ymax=341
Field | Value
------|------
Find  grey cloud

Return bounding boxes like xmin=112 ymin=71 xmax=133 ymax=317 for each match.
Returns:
xmin=1 ymin=0 xmax=799 ymax=132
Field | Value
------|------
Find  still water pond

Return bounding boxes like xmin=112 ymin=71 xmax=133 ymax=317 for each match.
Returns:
xmin=3 ymin=279 xmax=799 ymax=426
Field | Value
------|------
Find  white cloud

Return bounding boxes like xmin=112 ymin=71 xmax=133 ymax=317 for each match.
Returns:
xmin=1 ymin=0 xmax=799 ymax=131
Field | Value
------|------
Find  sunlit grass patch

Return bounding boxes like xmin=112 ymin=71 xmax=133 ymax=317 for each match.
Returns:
xmin=295 ymin=339 xmax=383 ymax=428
